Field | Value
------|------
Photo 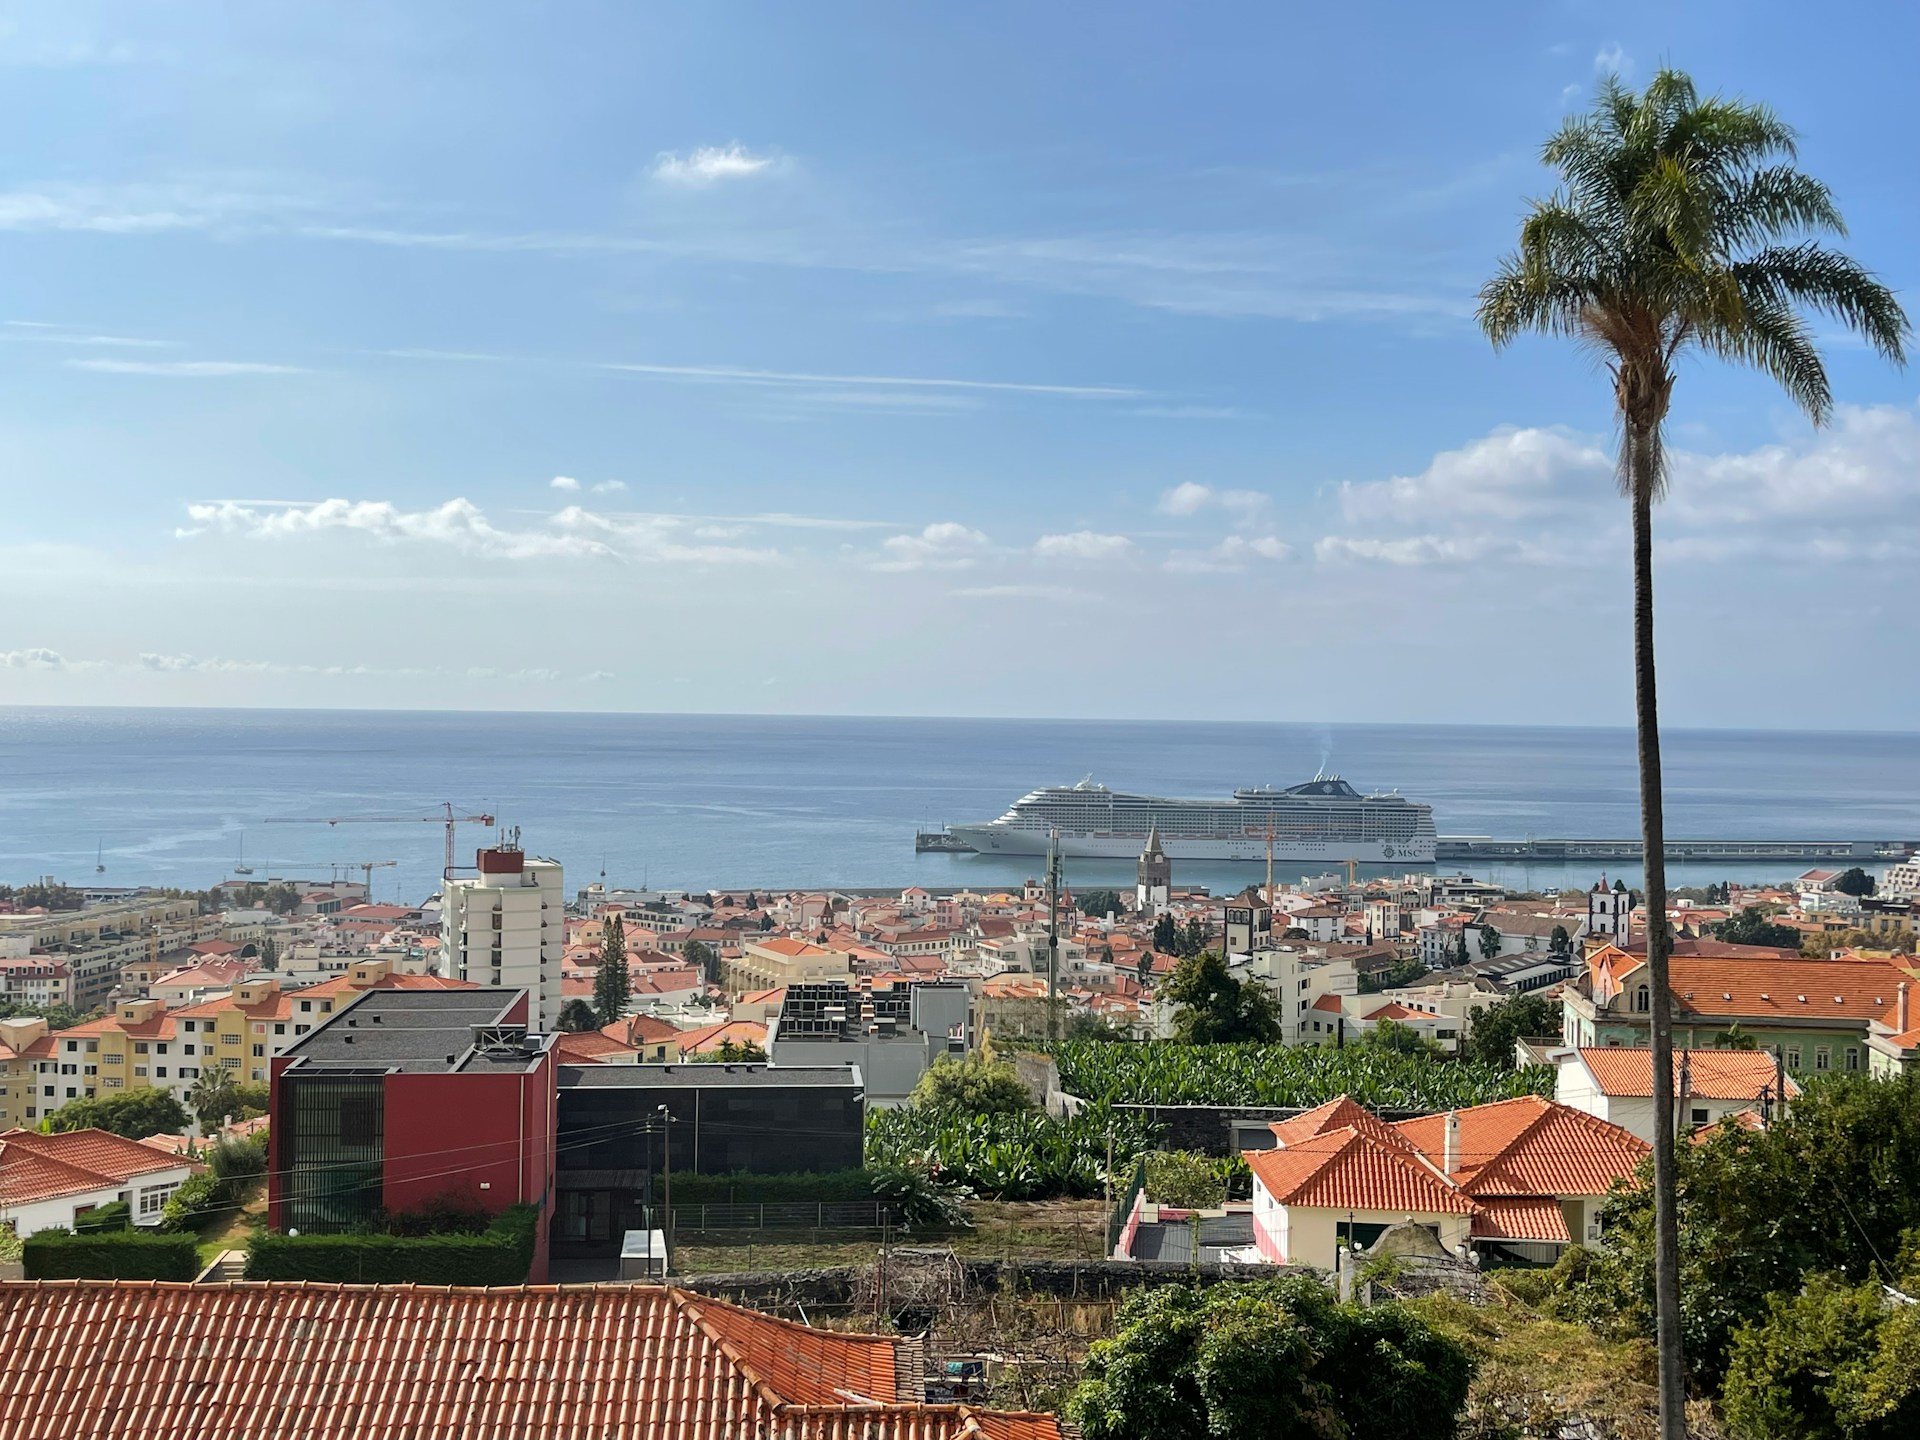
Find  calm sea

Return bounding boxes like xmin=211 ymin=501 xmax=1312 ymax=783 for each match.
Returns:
xmin=2 ymin=707 xmax=1916 ymax=904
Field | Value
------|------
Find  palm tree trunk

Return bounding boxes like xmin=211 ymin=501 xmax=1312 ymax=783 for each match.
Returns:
xmin=1630 ymin=454 xmax=1688 ymax=1436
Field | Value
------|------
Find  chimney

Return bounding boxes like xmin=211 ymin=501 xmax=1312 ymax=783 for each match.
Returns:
xmin=1443 ymin=1110 xmax=1460 ymax=1175
xmin=1899 ymin=981 xmax=1910 ymax=1033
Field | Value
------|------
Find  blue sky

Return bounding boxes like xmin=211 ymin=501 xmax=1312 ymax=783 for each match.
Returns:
xmin=2 ymin=0 xmax=1915 ymax=727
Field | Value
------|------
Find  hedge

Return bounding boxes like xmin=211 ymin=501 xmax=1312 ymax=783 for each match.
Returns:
xmin=245 ymin=1203 xmax=538 ymax=1285
xmin=24 ymin=1228 xmax=200 ymax=1281
xmin=74 ymin=1200 xmax=131 ymax=1234
xmin=672 ymin=1169 xmax=879 ymax=1206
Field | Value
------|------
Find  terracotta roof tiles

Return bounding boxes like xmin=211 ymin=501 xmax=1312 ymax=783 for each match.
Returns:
xmin=1574 ymin=1047 xmax=1800 ymax=1100
xmin=1394 ymin=1096 xmax=1648 ymax=1198
xmin=1244 ymin=1127 xmax=1473 ymax=1216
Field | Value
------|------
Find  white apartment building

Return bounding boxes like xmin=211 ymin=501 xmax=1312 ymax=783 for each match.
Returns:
xmin=441 ymin=840 xmax=563 ymax=1029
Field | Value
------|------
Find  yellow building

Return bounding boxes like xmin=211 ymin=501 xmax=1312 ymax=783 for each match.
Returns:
xmin=0 ymin=1016 xmax=56 ymax=1129
xmin=723 ymin=936 xmax=853 ymax=993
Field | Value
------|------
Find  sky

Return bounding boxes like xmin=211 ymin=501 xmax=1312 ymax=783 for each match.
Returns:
xmin=1 ymin=0 xmax=1916 ymax=728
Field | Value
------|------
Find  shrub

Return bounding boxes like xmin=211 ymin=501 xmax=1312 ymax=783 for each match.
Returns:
xmin=245 ymin=1203 xmax=538 ymax=1285
xmin=909 ymin=1055 xmax=1035 ymax=1115
xmin=24 ymin=1228 xmax=200 ymax=1281
xmin=74 ymin=1200 xmax=131 ymax=1234
xmin=47 ymin=1088 xmax=191 ymax=1139
xmin=866 ymin=1102 xmax=1162 ymax=1200
xmin=1143 ymin=1151 xmax=1229 ymax=1210
xmin=210 ymin=1132 xmax=267 ymax=1186
xmin=159 ymin=1170 xmax=225 ymax=1232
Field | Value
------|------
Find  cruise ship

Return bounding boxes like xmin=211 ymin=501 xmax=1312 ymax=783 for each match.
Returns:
xmin=944 ymin=774 xmax=1437 ymax=863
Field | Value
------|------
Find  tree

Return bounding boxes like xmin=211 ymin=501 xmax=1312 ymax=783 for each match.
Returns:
xmin=1721 ymin=1271 xmax=1920 ymax=1440
xmin=257 ymin=935 xmax=279 ymax=972
xmin=1163 ymin=952 xmax=1282 ymax=1045
xmin=1715 ymin=906 xmax=1803 ymax=949
xmin=1833 ymin=867 xmax=1877 ymax=898
xmin=1136 ymin=951 xmax=1155 ymax=987
xmin=1280 ymin=926 xmax=1310 ymax=942
xmin=758 ymin=912 xmax=776 ymax=932
xmin=1180 ymin=917 xmax=1208 ymax=959
xmin=1077 ymin=889 xmax=1125 ymax=918
xmin=1462 ymin=992 xmax=1563 ymax=1070
xmin=1152 ymin=914 xmax=1178 ymax=954
xmin=1358 ymin=1019 xmax=1442 ymax=1057
xmin=556 ymin=999 xmax=598 ymax=1033
xmin=187 ymin=1066 xmax=239 ymax=1132
xmin=1477 ymin=925 xmax=1503 ymax=961
xmin=683 ymin=939 xmax=720 ymax=986
xmin=1067 ymin=1277 xmax=1473 ymax=1440
xmin=0 ymin=1001 xmax=91 ymax=1031
xmin=1449 ymin=932 xmax=1471 ymax=968
xmin=51 ymin=1087 xmax=191 ymax=1140
xmin=743 ymin=892 xmax=758 ymax=910
xmin=261 ymin=882 xmax=301 ymax=915
xmin=1549 ymin=924 xmax=1572 ymax=958
xmin=1713 ymin=1021 xmax=1759 ymax=1050
xmin=592 ymin=914 xmax=630 ymax=1026
xmin=909 ymin=1055 xmax=1035 ymax=1115
xmin=1478 ymin=71 xmax=1908 ymax=1438
xmin=1357 ymin=958 xmax=1429 ymax=994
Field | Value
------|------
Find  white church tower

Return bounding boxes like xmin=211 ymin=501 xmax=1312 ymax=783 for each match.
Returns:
xmin=1136 ymin=822 xmax=1171 ymax=916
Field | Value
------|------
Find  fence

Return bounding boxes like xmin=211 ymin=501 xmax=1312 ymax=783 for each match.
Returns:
xmin=1105 ymin=1156 xmax=1147 ymax=1257
xmin=669 ymin=1201 xmax=902 ymax=1233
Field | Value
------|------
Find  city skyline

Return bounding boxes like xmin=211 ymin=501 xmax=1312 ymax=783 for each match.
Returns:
xmin=3 ymin=1 xmax=1918 ymax=728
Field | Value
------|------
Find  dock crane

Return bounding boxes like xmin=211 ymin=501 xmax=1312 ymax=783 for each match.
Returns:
xmin=263 ymin=804 xmax=496 ymax=876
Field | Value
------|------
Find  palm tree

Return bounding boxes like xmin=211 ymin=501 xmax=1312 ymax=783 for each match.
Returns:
xmin=188 ymin=1065 xmax=238 ymax=1133
xmin=1478 ymin=69 xmax=1907 ymax=1435
xmin=1712 ymin=1022 xmax=1758 ymax=1051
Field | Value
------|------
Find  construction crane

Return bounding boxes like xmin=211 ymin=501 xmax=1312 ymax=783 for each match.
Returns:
xmin=263 ymin=804 xmax=496 ymax=875
xmin=328 ymin=859 xmax=399 ymax=896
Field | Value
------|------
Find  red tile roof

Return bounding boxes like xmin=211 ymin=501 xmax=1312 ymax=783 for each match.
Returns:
xmin=1394 ymin=1096 xmax=1648 ymax=1198
xmin=1267 ymin=1095 xmax=1417 ymax=1153
xmin=0 ymin=1282 xmax=1063 ymax=1440
xmin=0 ymin=1128 xmax=198 ymax=1206
xmin=1244 ymin=1127 xmax=1472 ymax=1216
xmin=1663 ymin=957 xmax=1910 ymax=1025
xmin=1470 ymin=1196 xmax=1571 ymax=1243
xmin=1361 ymin=1001 xmax=1422 ymax=1022
xmin=1574 ymin=1047 xmax=1800 ymax=1100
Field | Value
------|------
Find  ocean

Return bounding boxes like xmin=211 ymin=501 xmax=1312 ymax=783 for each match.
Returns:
xmin=2 ymin=707 xmax=1917 ymax=904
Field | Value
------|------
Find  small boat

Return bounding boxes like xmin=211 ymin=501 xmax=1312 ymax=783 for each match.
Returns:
xmin=235 ymin=833 xmax=254 ymax=876
xmin=95 ymin=840 xmax=105 ymax=875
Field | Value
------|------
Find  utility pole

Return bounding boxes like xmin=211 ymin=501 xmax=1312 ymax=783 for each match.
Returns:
xmin=1046 ymin=828 xmax=1062 ymax=1042
xmin=655 ymin=1104 xmax=673 ymax=1276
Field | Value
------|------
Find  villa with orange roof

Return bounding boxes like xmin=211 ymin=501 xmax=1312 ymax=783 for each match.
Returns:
xmin=0 ymin=1126 xmax=203 ymax=1237
xmin=1241 ymin=1093 xmax=1648 ymax=1268
xmin=1554 ymin=1046 xmax=1799 ymax=1143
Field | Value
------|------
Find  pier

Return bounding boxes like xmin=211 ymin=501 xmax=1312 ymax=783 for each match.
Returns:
xmin=1434 ymin=837 xmax=1916 ymax=864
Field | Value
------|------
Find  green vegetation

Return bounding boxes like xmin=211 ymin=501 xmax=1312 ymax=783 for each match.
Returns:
xmin=592 ymin=913 xmax=629 ymax=1025
xmin=1722 ymin=1269 xmax=1920 ymax=1439
xmin=23 ymin=1228 xmax=200 ymax=1280
xmin=74 ymin=1200 xmax=132 ymax=1233
xmin=1141 ymin=1151 xmax=1237 ymax=1211
xmin=246 ymin=1202 xmax=538 ymax=1284
xmin=1355 ymin=1018 xmax=1443 ymax=1058
xmin=1076 ymin=890 xmax=1126 ymax=918
xmin=186 ymin=1069 xmax=268 ymax=1131
xmin=160 ymin=1131 xmax=269 ymax=1233
xmin=1461 ymin=992 xmax=1562 ymax=1070
xmin=683 ymin=938 xmax=721 ymax=985
xmin=1834 ymin=868 xmax=1878 ymax=899
xmin=1068 ymin=1277 xmax=1473 ymax=1440
xmin=1358 ymin=957 xmax=1429 ymax=994
xmin=866 ymin=1103 xmax=1160 ymax=1200
xmin=555 ymin=998 xmax=598 ymax=1032
xmin=1161 ymin=952 xmax=1282 ymax=1044
xmin=1477 ymin=926 xmax=1503 ymax=961
xmin=0 ymin=1001 xmax=92 ymax=1030
xmin=909 ymin=1054 xmax=1035 ymax=1115
xmin=1714 ymin=907 xmax=1803 ymax=950
xmin=689 ymin=1037 xmax=769 ymax=1063
xmin=48 ymin=1087 xmax=190 ymax=1139
xmin=0 ymin=883 xmax=84 ymax=911
xmin=1803 ymin=927 xmax=1914 ymax=957
xmin=1049 ymin=1040 xmax=1554 ymax=1111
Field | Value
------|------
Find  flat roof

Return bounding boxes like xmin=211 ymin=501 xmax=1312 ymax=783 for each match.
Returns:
xmin=557 ymin=1062 xmax=862 ymax=1090
xmin=278 ymin=988 xmax=550 ymax=1074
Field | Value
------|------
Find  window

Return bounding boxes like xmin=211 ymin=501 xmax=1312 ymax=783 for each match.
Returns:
xmin=1633 ymin=985 xmax=1650 ymax=1013
xmin=1786 ymin=1046 xmax=1802 ymax=1071
xmin=64 ymin=1041 xmax=77 ymax=1054
xmin=252 ymin=1044 xmax=265 ymax=1057
xmin=274 ymin=1024 xmax=286 ymax=1035
xmin=221 ymin=1033 xmax=240 ymax=1047
xmin=1690 ymin=1107 xmax=1710 ymax=1125
xmin=221 ymin=1056 xmax=241 ymax=1070
xmin=1846 ymin=1048 xmax=1861 ymax=1072
xmin=102 ymin=1076 xmax=123 ymax=1089
xmin=183 ymin=1044 xmax=196 ymax=1056
xmin=103 ymin=1052 xmax=122 ymax=1065
xmin=155 ymin=1043 xmax=168 ymax=1054
xmin=294 ymin=1024 xmax=309 ymax=1035
xmin=133 ymin=1066 xmax=147 ymax=1078
xmin=155 ymin=1067 xmax=167 ymax=1079
xmin=134 ymin=1042 xmax=148 ymax=1055
xmin=1814 ymin=1047 xmax=1831 ymax=1072
xmin=138 ymin=1182 xmax=179 ymax=1217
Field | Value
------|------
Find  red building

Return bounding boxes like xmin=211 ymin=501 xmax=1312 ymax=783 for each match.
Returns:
xmin=267 ymin=987 xmax=556 ymax=1280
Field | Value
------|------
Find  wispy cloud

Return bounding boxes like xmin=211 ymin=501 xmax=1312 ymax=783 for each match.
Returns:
xmin=601 ymin=359 xmax=1140 ymax=400
xmin=1165 ymin=534 xmax=1292 ymax=572
xmin=874 ymin=522 xmax=991 ymax=572
xmin=1594 ymin=43 xmax=1632 ymax=78
xmin=1033 ymin=531 xmax=1135 ymax=562
xmin=592 ymin=480 xmax=626 ymax=494
xmin=67 ymin=358 xmax=304 ymax=377
xmin=1156 ymin=482 xmax=1269 ymax=518
xmin=950 ymin=583 xmax=1086 ymax=602
xmin=0 ymin=647 xmax=67 ymax=669
xmin=549 ymin=475 xmax=582 ymax=492
xmin=651 ymin=144 xmax=780 ymax=186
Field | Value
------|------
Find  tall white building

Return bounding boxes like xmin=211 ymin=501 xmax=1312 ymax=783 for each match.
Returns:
xmin=441 ymin=837 xmax=563 ymax=1029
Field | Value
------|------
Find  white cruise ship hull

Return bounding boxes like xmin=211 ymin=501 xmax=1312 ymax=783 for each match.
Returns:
xmin=946 ymin=826 xmax=1435 ymax=864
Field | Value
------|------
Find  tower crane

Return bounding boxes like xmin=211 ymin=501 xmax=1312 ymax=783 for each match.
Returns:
xmin=328 ymin=859 xmax=399 ymax=897
xmin=263 ymin=803 xmax=496 ymax=876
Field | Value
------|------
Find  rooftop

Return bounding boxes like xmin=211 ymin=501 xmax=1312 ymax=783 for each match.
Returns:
xmin=0 ymin=1281 xmax=1063 ymax=1440
xmin=0 ymin=1128 xmax=198 ymax=1207
xmin=278 ymin=988 xmax=548 ymax=1075
xmin=557 ymin=1062 xmax=862 ymax=1090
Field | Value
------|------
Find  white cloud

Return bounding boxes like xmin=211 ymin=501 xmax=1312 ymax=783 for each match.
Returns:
xmin=1313 ymin=534 xmax=1525 ymax=567
xmin=1033 ymin=531 xmax=1135 ymax=562
xmin=67 ymin=359 xmax=304 ymax=377
xmin=875 ymin=522 xmax=991 ymax=572
xmin=1 ymin=647 xmax=65 ymax=669
xmin=1594 ymin=43 xmax=1632 ymax=77
xmin=1165 ymin=534 xmax=1292 ymax=572
xmin=591 ymin=480 xmax=627 ymax=494
xmin=1334 ymin=426 xmax=1611 ymax=526
xmin=1157 ymin=482 xmax=1268 ymax=518
xmin=950 ymin=584 xmax=1085 ymax=602
xmin=183 ymin=497 xmax=619 ymax=561
xmin=549 ymin=475 xmax=582 ymax=492
xmin=651 ymin=144 xmax=778 ymax=186
xmin=602 ymin=359 xmax=1139 ymax=400
xmin=582 ymin=670 xmax=615 ymax=682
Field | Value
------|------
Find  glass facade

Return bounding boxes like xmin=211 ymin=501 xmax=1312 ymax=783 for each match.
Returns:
xmin=283 ymin=1072 xmax=386 ymax=1233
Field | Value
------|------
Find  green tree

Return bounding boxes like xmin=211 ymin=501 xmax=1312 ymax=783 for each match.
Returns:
xmin=1462 ymin=992 xmax=1563 ymax=1069
xmin=1449 ymin=932 xmax=1470 ymax=967
xmin=1722 ymin=1271 xmax=1920 ymax=1440
xmin=1163 ymin=952 xmax=1282 ymax=1045
xmin=592 ymin=914 xmax=630 ymax=1026
xmin=909 ymin=1055 xmax=1035 ymax=1115
xmin=51 ymin=1087 xmax=191 ymax=1140
xmin=1077 ymin=889 xmax=1125 ymax=918
xmin=1549 ymin=924 xmax=1573 ymax=958
xmin=261 ymin=882 xmax=301 ymax=915
xmin=1136 ymin=951 xmax=1155 ymax=987
xmin=187 ymin=1066 xmax=239 ymax=1132
xmin=1357 ymin=1019 xmax=1442 ymax=1058
xmin=683 ymin=939 xmax=720 ymax=986
xmin=0 ymin=1001 xmax=92 ymax=1031
xmin=1180 ymin=917 xmax=1208 ymax=959
xmin=758 ymin=912 xmax=776 ymax=933
xmin=1712 ymin=1021 xmax=1759 ymax=1051
xmin=1833 ymin=868 xmax=1877 ymax=899
xmin=1358 ymin=958 xmax=1429 ymax=994
xmin=556 ymin=999 xmax=599 ymax=1033
xmin=1480 ymin=71 xmax=1908 ymax=1436
xmin=1067 ymin=1277 xmax=1473 ymax=1440
xmin=257 ymin=934 xmax=279 ymax=972
xmin=1152 ymin=914 xmax=1178 ymax=954
xmin=691 ymin=1037 xmax=769 ymax=1063
xmin=1715 ymin=907 xmax=1803 ymax=949
xmin=1477 ymin=925 xmax=1503 ymax=961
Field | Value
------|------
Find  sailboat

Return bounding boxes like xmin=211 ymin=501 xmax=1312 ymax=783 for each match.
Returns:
xmin=95 ymin=840 xmax=105 ymax=875
xmin=234 ymin=833 xmax=254 ymax=876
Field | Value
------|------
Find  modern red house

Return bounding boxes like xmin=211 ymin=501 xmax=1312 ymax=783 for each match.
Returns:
xmin=267 ymin=987 xmax=556 ymax=1280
